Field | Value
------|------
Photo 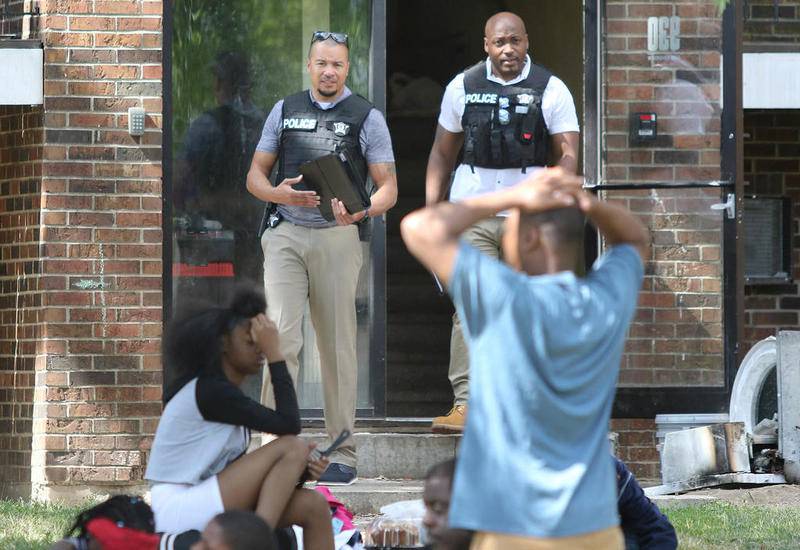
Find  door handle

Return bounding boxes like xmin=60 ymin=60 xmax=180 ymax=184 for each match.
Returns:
xmin=710 ymin=193 xmax=735 ymax=219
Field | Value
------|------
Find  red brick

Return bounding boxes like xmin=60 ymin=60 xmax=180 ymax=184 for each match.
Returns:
xmin=94 ymin=420 xmax=140 ymax=434
xmin=117 ymin=17 xmax=161 ymax=31
xmin=117 ymin=212 xmax=160 ymax=227
xmin=142 ymin=65 xmax=162 ymax=80
xmin=116 ymin=276 xmax=160 ymax=290
xmin=69 ymin=82 xmax=116 ymax=96
xmin=45 ymin=48 xmax=68 ymax=63
xmin=142 ymin=261 xmax=161 ymax=275
xmin=69 ymin=435 xmax=116 ymax=449
xmin=95 ymin=0 xmax=140 ymax=14
xmin=69 ymin=308 xmax=104 ymax=322
xmin=68 ymin=212 xmax=115 ymax=226
xmin=143 ymin=98 xmax=162 ymax=112
xmin=70 ymin=113 xmax=115 ymax=128
xmin=69 ymin=16 xmax=115 ymax=30
xmin=142 ymin=2 xmax=162 ymax=14
xmin=608 ymin=85 xmax=655 ymax=101
xmin=95 ymin=229 xmax=140 ymax=243
xmin=43 ymin=212 xmax=67 ymax=225
xmin=95 ymin=196 xmax=140 ymax=210
xmin=43 ymin=146 xmax=68 ymax=160
xmin=94 ymin=33 xmax=143 ymax=48
xmin=116 ymin=244 xmax=160 ymax=258
xmin=116 ymin=340 xmax=159 ymax=354
xmin=99 ymin=292 xmax=140 ymax=307
xmin=142 ymin=229 xmax=162 ymax=242
xmin=628 ymin=3 xmax=674 ymax=17
xmin=99 ymin=260 xmax=139 ymax=274
xmin=118 ymin=402 xmax=162 ymax=417
xmin=69 ymin=244 xmax=116 ymax=259
xmin=44 ymin=227 xmax=93 ymax=243
xmin=44 ymin=80 xmax=67 ymax=95
xmin=142 ymin=34 xmax=161 ymax=48
xmin=46 ymin=32 xmax=93 ymax=47
xmin=93 ymin=65 xmax=139 ymax=79
xmin=69 ymin=146 xmax=115 ymax=161
xmin=96 ymin=387 xmax=143 ymax=402
xmin=94 ymin=323 xmax=141 ymax=338
xmin=42 ymin=14 xmax=67 ymax=31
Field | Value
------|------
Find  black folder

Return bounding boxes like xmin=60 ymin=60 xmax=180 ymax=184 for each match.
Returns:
xmin=299 ymin=152 xmax=371 ymax=222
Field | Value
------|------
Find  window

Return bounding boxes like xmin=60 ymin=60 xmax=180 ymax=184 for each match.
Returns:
xmin=744 ymin=197 xmax=792 ymax=283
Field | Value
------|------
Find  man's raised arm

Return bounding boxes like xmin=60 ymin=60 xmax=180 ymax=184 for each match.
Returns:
xmin=402 ymin=168 xmax=581 ymax=285
xmin=565 ymin=187 xmax=650 ymax=262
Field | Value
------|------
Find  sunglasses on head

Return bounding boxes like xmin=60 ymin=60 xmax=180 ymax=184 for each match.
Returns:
xmin=311 ymin=31 xmax=349 ymax=48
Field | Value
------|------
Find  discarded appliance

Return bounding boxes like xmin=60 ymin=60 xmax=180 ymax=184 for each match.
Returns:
xmin=647 ymin=330 xmax=800 ymax=496
xmin=659 ymin=422 xmax=750 ymax=485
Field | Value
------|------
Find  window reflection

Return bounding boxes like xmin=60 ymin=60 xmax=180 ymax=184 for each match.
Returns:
xmin=171 ymin=0 xmax=374 ymax=409
xmin=174 ymin=51 xmax=266 ymax=289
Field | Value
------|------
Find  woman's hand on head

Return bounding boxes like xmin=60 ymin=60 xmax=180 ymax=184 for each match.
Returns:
xmin=249 ymin=314 xmax=284 ymax=364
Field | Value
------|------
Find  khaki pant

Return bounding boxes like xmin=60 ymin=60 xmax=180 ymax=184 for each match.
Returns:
xmin=260 ymin=221 xmax=362 ymax=467
xmin=449 ymin=217 xmax=505 ymax=405
xmin=470 ymin=527 xmax=624 ymax=550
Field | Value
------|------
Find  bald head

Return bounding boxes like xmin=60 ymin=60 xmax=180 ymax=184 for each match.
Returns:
xmin=483 ymin=12 xmax=529 ymax=81
xmin=484 ymin=12 xmax=527 ymax=37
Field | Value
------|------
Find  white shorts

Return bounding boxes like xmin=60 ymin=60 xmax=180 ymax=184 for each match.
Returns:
xmin=150 ymin=476 xmax=225 ymax=533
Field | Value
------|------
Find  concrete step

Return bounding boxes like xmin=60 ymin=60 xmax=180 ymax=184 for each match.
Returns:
xmin=300 ymin=432 xmax=460 ymax=479
xmin=323 ymin=478 xmax=423 ymax=516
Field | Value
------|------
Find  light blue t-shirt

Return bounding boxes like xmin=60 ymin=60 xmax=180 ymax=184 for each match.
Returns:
xmin=448 ymin=242 xmax=644 ymax=538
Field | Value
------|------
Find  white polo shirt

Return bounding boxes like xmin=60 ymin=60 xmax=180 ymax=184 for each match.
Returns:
xmin=438 ymin=55 xmax=579 ymax=208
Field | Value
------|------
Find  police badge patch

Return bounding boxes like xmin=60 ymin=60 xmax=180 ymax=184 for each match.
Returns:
xmin=333 ymin=122 xmax=350 ymax=136
xmin=516 ymin=93 xmax=534 ymax=105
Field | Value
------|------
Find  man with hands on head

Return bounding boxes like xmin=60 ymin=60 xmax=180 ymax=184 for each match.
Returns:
xmin=425 ymin=11 xmax=580 ymax=433
xmin=246 ymin=31 xmax=397 ymax=485
xmin=401 ymin=168 xmax=648 ymax=549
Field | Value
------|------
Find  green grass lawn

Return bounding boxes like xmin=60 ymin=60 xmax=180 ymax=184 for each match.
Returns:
xmin=664 ymin=502 xmax=800 ymax=550
xmin=0 ymin=500 xmax=81 ymax=550
xmin=1 ymin=499 xmax=800 ymax=549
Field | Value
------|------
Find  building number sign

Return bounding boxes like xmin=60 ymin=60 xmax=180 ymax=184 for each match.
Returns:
xmin=647 ymin=16 xmax=681 ymax=52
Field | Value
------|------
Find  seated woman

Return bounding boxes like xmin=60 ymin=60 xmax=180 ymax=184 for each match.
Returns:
xmin=144 ymin=286 xmax=334 ymax=549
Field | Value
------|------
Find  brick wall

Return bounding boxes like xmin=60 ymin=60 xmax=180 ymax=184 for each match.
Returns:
xmin=604 ymin=0 xmax=725 ymax=386
xmin=0 ymin=0 xmax=41 ymax=38
xmin=742 ymin=109 xmax=800 ymax=354
xmin=0 ymin=1 xmax=165 ymax=499
xmin=0 ymin=105 xmax=43 ymax=497
xmin=744 ymin=0 xmax=800 ymax=49
xmin=611 ymin=418 xmax=660 ymax=481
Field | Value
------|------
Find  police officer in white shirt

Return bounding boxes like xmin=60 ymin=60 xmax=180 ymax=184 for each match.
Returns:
xmin=425 ymin=11 xmax=580 ymax=433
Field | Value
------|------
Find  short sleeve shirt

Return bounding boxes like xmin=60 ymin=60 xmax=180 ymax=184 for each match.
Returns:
xmin=256 ymin=87 xmax=395 ymax=228
xmin=447 ymin=243 xmax=644 ymax=538
xmin=438 ymin=56 xmax=580 ymax=209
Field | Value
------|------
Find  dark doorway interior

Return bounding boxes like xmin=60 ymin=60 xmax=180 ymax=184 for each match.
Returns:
xmin=385 ymin=1 xmax=583 ymax=417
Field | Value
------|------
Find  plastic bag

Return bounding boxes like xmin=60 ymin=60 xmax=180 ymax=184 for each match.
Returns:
xmin=363 ymin=499 xmax=426 ymax=548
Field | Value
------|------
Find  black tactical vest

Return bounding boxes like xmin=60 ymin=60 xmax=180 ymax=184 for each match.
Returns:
xmin=461 ymin=61 xmax=552 ymax=171
xmin=277 ymin=91 xmax=372 ymax=191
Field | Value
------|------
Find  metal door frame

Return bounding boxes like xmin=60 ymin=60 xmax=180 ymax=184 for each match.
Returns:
xmin=162 ymin=0 xmax=389 ymax=419
xmin=582 ymin=0 xmax=745 ymax=417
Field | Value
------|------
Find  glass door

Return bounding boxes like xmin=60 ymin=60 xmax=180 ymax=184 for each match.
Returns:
xmin=167 ymin=0 xmax=384 ymax=415
xmin=585 ymin=0 xmax=743 ymax=410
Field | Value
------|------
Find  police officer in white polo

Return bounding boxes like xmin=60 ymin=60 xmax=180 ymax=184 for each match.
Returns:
xmin=247 ymin=31 xmax=397 ymax=484
xmin=425 ymin=12 xmax=579 ymax=433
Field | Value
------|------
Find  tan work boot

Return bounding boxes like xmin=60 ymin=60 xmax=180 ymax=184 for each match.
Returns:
xmin=431 ymin=405 xmax=467 ymax=433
